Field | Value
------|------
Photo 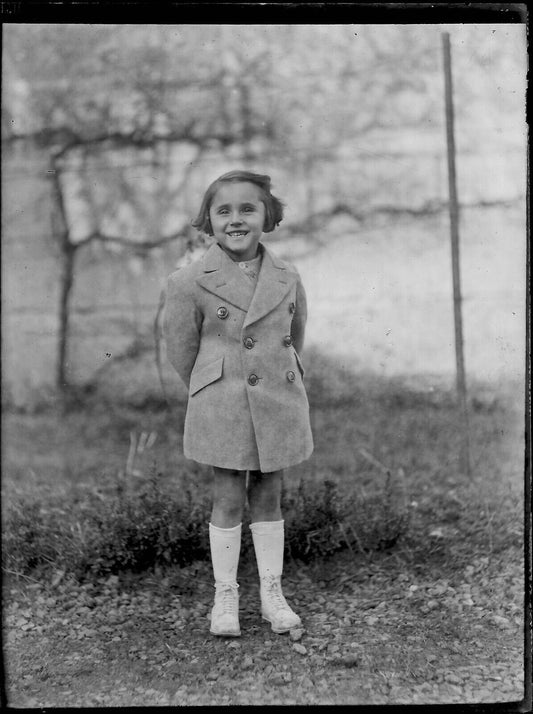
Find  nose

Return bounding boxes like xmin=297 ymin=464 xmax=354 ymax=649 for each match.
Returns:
xmin=229 ymin=211 xmax=242 ymax=225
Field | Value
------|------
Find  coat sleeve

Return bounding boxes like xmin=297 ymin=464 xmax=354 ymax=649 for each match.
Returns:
xmin=290 ymin=272 xmax=308 ymax=356
xmin=162 ymin=270 xmax=203 ymax=389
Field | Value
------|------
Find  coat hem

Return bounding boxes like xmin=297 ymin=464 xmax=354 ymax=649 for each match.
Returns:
xmin=184 ymin=449 xmax=313 ymax=474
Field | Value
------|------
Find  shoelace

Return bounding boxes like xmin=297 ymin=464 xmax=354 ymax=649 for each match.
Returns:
xmin=215 ymin=583 xmax=238 ymax=614
xmin=264 ymin=578 xmax=290 ymax=612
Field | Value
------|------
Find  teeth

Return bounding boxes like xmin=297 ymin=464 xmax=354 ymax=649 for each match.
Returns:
xmin=229 ymin=232 xmax=246 ymax=236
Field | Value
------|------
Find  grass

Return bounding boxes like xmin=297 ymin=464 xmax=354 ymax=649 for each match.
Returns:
xmin=1 ymin=347 xmax=524 ymax=582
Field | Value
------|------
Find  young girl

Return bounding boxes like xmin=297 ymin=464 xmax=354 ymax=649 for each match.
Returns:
xmin=163 ymin=170 xmax=313 ymax=636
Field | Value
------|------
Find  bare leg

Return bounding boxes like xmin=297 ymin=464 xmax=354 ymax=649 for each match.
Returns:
xmin=247 ymin=469 xmax=282 ymax=523
xmin=211 ymin=467 xmax=247 ymax=527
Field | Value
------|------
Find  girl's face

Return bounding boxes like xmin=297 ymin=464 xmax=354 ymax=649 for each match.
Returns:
xmin=209 ymin=181 xmax=266 ymax=262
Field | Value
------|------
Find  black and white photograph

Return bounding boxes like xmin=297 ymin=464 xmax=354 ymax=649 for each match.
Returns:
xmin=1 ymin=7 xmax=529 ymax=708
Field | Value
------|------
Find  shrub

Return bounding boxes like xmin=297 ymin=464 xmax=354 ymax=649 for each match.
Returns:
xmin=284 ymin=479 xmax=348 ymax=560
xmin=72 ymin=472 xmax=213 ymax=577
xmin=2 ymin=501 xmax=66 ymax=573
xmin=284 ymin=474 xmax=411 ymax=562
xmin=3 ymin=466 xmax=411 ymax=580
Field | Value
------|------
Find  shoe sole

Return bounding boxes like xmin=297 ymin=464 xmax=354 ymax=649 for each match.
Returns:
xmin=210 ymin=628 xmax=241 ymax=637
xmin=262 ymin=615 xmax=301 ymax=634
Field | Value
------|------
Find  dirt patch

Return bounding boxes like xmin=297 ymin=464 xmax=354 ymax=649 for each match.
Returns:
xmin=4 ymin=550 xmax=524 ymax=707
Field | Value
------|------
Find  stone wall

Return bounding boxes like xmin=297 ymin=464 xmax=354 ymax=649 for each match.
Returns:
xmin=1 ymin=139 xmax=185 ymax=406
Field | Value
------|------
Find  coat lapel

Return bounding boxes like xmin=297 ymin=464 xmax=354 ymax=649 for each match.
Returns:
xmin=195 ymin=243 xmax=254 ymax=312
xmin=195 ymin=243 xmax=295 ymax=323
xmin=243 ymin=245 xmax=296 ymax=328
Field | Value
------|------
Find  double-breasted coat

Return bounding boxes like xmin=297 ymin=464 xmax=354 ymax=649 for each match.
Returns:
xmin=162 ymin=241 xmax=314 ymax=473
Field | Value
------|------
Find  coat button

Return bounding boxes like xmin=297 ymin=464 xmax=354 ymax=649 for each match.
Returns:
xmin=289 ymin=302 xmax=296 ymax=314
xmin=217 ymin=306 xmax=229 ymax=319
xmin=286 ymin=370 xmax=296 ymax=383
xmin=243 ymin=337 xmax=255 ymax=350
xmin=283 ymin=335 xmax=293 ymax=347
xmin=248 ymin=374 xmax=259 ymax=386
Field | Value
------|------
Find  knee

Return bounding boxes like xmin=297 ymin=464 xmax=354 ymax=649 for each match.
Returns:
xmin=213 ymin=493 xmax=244 ymax=522
xmin=212 ymin=469 xmax=246 ymax=523
xmin=248 ymin=472 xmax=282 ymax=521
xmin=250 ymin=488 xmax=279 ymax=513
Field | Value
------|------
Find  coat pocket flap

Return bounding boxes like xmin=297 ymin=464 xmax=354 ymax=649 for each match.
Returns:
xmin=189 ymin=356 xmax=224 ymax=396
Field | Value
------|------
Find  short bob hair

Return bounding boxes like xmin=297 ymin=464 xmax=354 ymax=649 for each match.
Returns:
xmin=191 ymin=170 xmax=284 ymax=235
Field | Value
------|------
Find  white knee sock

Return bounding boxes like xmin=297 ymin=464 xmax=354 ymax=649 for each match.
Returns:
xmin=209 ymin=522 xmax=242 ymax=585
xmin=250 ymin=519 xmax=285 ymax=581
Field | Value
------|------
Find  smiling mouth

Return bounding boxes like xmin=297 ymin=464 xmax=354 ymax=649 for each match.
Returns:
xmin=227 ymin=231 xmax=248 ymax=237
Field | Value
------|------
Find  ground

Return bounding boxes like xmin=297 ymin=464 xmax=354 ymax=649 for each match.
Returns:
xmin=4 ymin=546 xmax=524 ymax=707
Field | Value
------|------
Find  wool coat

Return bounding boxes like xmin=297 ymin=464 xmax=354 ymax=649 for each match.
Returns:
xmin=163 ymin=241 xmax=314 ymax=473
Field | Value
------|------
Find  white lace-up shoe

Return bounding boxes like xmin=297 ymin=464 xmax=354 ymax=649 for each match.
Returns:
xmin=260 ymin=575 xmax=302 ymax=633
xmin=210 ymin=582 xmax=240 ymax=637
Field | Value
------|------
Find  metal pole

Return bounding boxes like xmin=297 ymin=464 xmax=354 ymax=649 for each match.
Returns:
xmin=442 ymin=32 xmax=471 ymax=477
